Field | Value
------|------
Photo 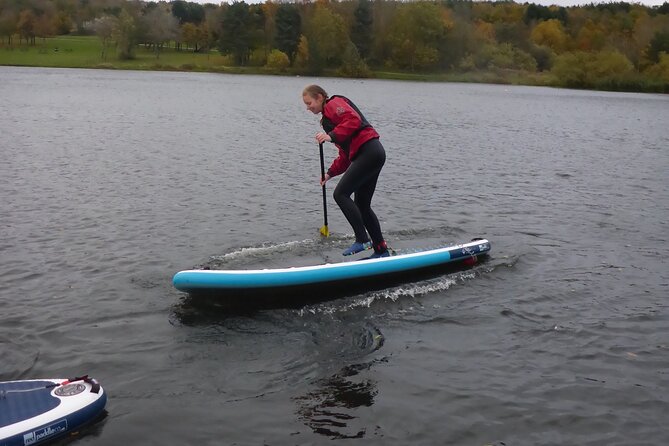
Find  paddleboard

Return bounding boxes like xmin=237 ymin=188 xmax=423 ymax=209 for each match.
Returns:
xmin=173 ymin=238 xmax=491 ymax=308
xmin=0 ymin=375 xmax=107 ymax=446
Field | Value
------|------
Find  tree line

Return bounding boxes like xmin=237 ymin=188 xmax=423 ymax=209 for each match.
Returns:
xmin=1 ymin=0 xmax=668 ymax=91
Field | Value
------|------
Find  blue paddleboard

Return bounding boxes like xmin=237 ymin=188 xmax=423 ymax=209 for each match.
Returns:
xmin=173 ymin=239 xmax=491 ymax=306
xmin=0 ymin=376 xmax=107 ymax=446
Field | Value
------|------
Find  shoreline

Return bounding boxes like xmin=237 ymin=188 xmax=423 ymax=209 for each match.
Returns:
xmin=1 ymin=36 xmax=666 ymax=94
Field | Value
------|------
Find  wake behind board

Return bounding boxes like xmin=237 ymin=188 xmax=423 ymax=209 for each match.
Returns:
xmin=173 ymin=238 xmax=491 ymax=309
xmin=0 ymin=376 xmax=107 ymax=446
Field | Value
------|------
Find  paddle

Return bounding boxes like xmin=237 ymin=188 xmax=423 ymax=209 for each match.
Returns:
xmin=318 ymin=142 xmax=329 ymax=237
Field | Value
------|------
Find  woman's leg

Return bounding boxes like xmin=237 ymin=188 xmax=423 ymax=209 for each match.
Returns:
xmin=333 ymin=139 xmax=386 ymax=244
xmin=354 ymin=172 xmax=383 ymax=246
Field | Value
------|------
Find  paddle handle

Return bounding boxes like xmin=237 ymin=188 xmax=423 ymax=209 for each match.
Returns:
xmin=319 ymin=142 xmax=328 ymax=227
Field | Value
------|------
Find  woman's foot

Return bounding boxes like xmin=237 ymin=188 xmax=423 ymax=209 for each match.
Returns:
xmin=343 ymin=241 xmax=372 ymax=256
xmin=368 ymin=250 xmax=390 ymax=259
xmin=369 ymin=240 xmax=389 ymax=258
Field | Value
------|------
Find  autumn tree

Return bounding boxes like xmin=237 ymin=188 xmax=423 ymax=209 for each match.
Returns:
xmin=481 ymin=0 xmax=529 ymax=49
xmin=71 ymin=0 xmax=104 ymax=34
xmin=305 ymin=4 xmax=349 ymax=72
xmin=33 ymin=14 xmax=56 ymax=43
xmin=181 ymin=22 xmax=209 ymax=51
xmin=474 ymin=20 xmax=495 ymax=43
xmin=274 ymin=3 xmax=300 ymax=63
xmin=367 ymin=0 xmax=397 ymax=66
xmin=438 ymin=2 xmax=484 ymax=69
xmin=524 ymin=4 xmax=567 ymax=26
xmin=91 ymin=15 xmax=115 ymax=60
xmin=530 ymin=19 xmax=568 ymax=53
xmin=0 ymin=9 xmax=17 ymax=44
xmin=142 ymin=6 xmax=179 ymax=58
xmin=260 ymin=1 xmax=277 ymax=59
xmin=113 ymin=8 xmax=138 ymax=60
xmin=202 ymin=6 xmax=221 ymax=50
xmin=197 ymin=22 xmax=213 ymax=52
xmin=387 ymin=2 xmax=450 ymax=71
xmin=218 ymin=2 xmax=264 ymax=65
xmin=338 ymin=40 xmax=371 ymax=77
xmin=575 ymin=19 xmax=607 ymax=51
xmin=171 ymin=0 xmax=205 ymax=25
xmin=494 ymin=22 xmax=530 ymax=50
xmin=475 ymin=1 xmax=524 ymax=25
xmin=647 ymin=31 xmax=669 ymax=63
xmin=17 ymin=9 xmax=36 ymax=45
xmin=351 ymin=0 xmax=373 ymax=60
xmin=53 ymin=11 xmax=72 ymax=35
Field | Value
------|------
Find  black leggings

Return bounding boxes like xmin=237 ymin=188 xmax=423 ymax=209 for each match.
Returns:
xmin=333 ymin=138 xmax=386 ymax=245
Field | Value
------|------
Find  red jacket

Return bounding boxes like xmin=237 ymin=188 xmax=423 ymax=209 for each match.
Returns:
xmin=323 ymin=96 xmax=380 ymax=177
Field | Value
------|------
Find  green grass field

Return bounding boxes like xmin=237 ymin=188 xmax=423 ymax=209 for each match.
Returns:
xmin=0 ymin=35 xmax=231 ymax=72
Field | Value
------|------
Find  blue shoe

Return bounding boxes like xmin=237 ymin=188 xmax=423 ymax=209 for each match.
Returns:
xmin=367 ymin=249 xmax=390 ymax=259
xmin=343 ymin=241 xmax=372 ymax=256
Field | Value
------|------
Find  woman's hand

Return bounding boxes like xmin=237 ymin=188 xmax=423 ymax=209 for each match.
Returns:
xmin=316 ymin=132 xmax=332 ymax=144
xmin=320 ymin=173 xmax=331 ymax=186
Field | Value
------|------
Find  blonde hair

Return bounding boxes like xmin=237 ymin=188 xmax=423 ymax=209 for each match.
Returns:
xmin=302 ymin=84 xmax=328 ymax=99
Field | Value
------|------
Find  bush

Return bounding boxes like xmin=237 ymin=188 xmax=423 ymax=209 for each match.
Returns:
xmin=337 ymin=41 xmax=372 ymax=78
xmin=458 ymin=54 xmax=476 ymax=71
xmin=265 ymin=49 xmax=290 ymax=71
xmin=474 ymin=43 xmax=537 ymax=71
xmin=529 ymin=44 xmax=554 ymax=71
xmin=248 ymin=48 xmax=267 ymax=67
xmin=552 ymin=50 xmax=635 ymax=89
xmin=551 ymin=51 xmax=591 ymax=88
xmin=643 ymin=52 xmax=669 ymax=82
xmin=590 ymin=50 xmax=633 ymax=79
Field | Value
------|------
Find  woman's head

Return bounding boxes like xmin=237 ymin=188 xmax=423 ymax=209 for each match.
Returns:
xmin=302 ymin=84 xmax=328 ymax=114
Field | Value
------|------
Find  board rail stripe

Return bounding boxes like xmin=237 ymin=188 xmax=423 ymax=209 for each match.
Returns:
xmin=173 ymin=239 xmax=491 ymax=291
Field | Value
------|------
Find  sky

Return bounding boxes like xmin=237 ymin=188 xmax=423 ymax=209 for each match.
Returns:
xmin=187 ymin=0 xmax=667 ymax=6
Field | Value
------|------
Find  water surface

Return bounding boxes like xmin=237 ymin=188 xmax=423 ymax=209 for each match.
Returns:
xmin=1 ymin=66 xmax=668 ymax=445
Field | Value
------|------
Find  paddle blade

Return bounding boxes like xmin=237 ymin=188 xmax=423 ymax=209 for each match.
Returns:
xmin=319 ymin=225 xmax=329 ymax=237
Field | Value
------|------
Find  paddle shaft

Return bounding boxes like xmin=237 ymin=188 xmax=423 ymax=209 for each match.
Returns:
xmin=319 ymin=142 xmax=328 ymax=228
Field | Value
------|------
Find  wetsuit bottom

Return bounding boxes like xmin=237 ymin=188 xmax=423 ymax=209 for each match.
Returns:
xmin=333 ymin=138 xmax=386 ymax=246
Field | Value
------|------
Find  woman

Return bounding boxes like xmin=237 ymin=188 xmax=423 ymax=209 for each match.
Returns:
xmin=302 ymin=84 xmax=389 ymax=258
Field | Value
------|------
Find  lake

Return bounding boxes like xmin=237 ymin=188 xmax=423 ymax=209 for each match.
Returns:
xmin=1 ymin=66 xmax=668 ymax=445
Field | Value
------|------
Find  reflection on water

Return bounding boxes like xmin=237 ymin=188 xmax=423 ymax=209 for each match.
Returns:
xmin=295 ymin=366 xmax=378 ymax=439
xmin=295 ymin=344 xmax=385 ymax=440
